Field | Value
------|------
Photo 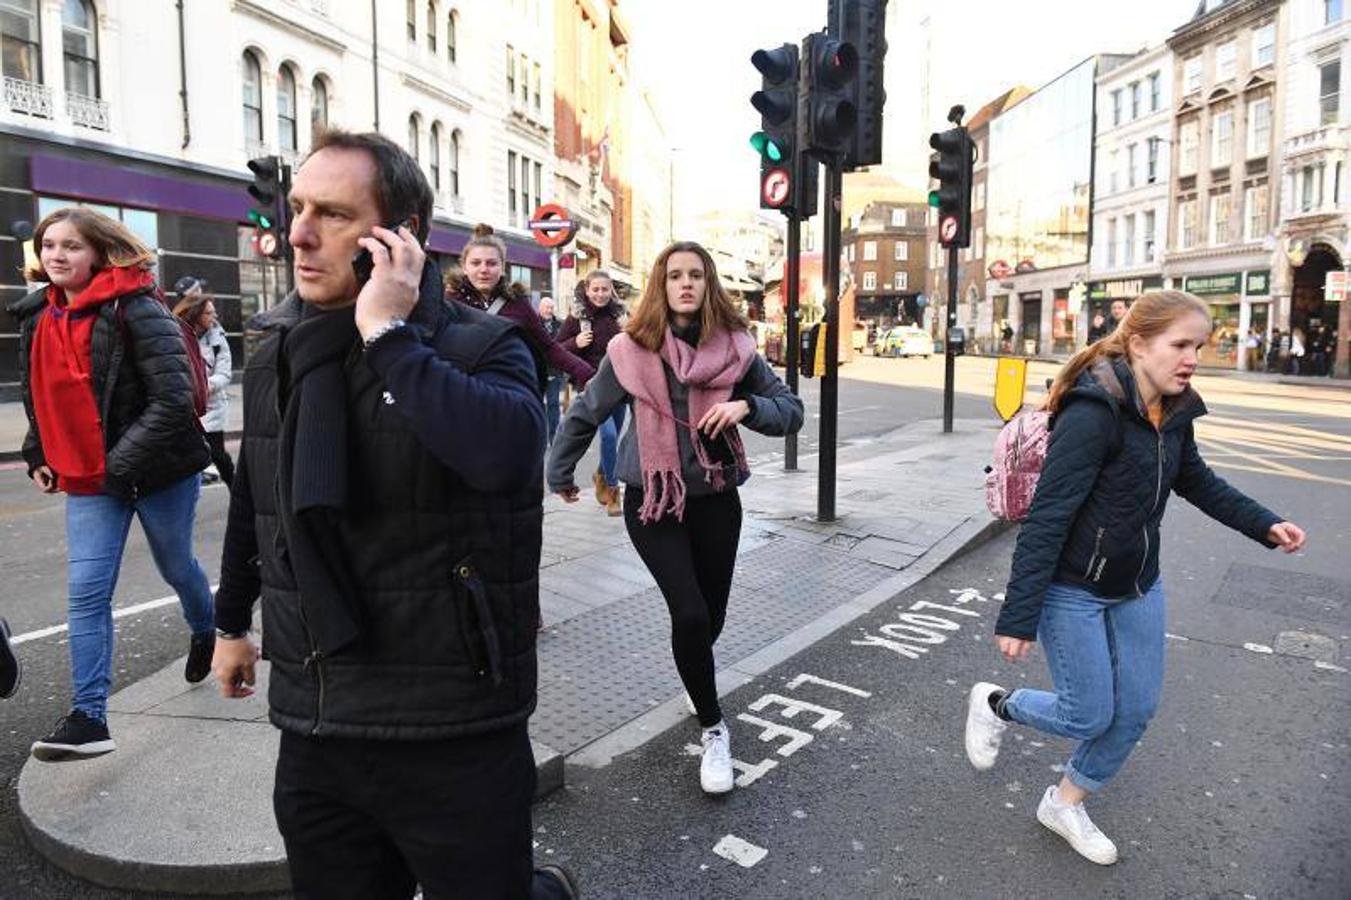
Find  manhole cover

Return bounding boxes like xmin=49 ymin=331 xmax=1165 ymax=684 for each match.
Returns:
xmin=1212 ymin=564 xmax=1351 ymax=627
xmin=1273 ymin=630 xmax=1339 ymax=663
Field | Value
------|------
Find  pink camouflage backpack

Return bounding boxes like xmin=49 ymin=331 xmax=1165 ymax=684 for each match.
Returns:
xmin=984 ymin=409 xmax=1051 ymax=522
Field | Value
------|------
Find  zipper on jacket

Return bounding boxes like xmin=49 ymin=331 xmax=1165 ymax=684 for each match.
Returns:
xmin=1084 ymin=527 xmax=1105 ymax=579
xmin=1135 ymin=431 xmax=1164 ymax=596
xmin=301 ymin=649 xmax=326 ymax=736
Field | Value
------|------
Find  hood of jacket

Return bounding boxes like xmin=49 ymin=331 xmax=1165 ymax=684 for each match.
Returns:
xmin=1063 ymin=356 xmax=1206 ymax=433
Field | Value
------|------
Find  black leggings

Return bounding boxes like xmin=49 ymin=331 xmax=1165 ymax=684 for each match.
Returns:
xmin=624 ymin=487 xmax=742 ymax=728
xmin=204 ymin=431 xmax=235 ymax=487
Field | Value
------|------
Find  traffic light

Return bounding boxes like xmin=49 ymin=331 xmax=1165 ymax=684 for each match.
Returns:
xmin=750 ymin=44 xmax=817 ymax=219
xmin=927 ymin=126 xmax=974 ymax=248
xmin=832 ymin=0 xmax=888 ymax=169
xmin=246 ymin=155 xmax=285 ymax=259
xmin=801 ymin=31 xmax=858 ymax=158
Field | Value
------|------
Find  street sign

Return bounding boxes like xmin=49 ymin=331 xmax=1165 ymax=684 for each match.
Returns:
xmin=257 ymin=232 xmax=278 ymax=257
xmin=761 ymin=167 xmax=791 ymax=208
xmin=939 ymin=215 xmax=957 ymax=244
xmin=993 ymin=356 xmax=1028 ymax=423
xmin=988 ymin=260 xmax=1013 ymax=279
xmin=529 ymin=203 xmax=578 ymax=248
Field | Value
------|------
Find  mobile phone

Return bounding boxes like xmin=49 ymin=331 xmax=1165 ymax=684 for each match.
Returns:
xmin=351 ymin=218 xmax=412 ymax=286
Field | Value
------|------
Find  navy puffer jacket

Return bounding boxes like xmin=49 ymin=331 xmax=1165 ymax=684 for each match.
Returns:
xmin=996 ymin=357 xmax=1281 ymax=640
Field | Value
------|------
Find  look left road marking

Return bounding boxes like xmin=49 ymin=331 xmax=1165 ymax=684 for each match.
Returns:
xmin=10 ymin=586 xmax=218 ymax=645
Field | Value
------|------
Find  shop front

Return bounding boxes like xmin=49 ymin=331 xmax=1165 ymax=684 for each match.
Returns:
xmin=1086 ymin=276 xmax=1164 ymax=309
xmin=1182 ymin=272 xmax=1248 ymax=369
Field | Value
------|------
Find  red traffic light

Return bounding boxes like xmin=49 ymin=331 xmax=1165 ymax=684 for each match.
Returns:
xmin=816 ymin=40 xmax=857 ymax=89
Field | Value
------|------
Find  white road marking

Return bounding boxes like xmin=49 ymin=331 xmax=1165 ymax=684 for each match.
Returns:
xmin=10 ymin=586 xmax=219 ymax=646
xmin=1243 ymin=643 xmax=1274 ymax=654
xmin=712 ymin=835 xmax=768 ymax=869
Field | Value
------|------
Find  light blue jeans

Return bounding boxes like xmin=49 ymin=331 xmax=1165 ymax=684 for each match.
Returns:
xmin=1004 ymin=579 xmax=1166 ymax=792
xmin=597 ymin=403 xmax=626 ymax=488
xmin=65 ymin=474 xmax=214 ymax=722
xmin=544 ymin=373 xmax=565 ymax=447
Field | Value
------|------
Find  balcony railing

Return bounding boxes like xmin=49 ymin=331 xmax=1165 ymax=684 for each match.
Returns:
xmin=66 ymin=91 xmax=109 ymax=130
xmin=3 ymin=76 xmax=53 ymax=118
xmin=1284 ymin=124 xmax=1349 ymax=159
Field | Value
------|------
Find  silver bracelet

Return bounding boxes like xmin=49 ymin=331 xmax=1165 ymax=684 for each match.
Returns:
xmin=362 ymin=317 xmax=408 ymax=349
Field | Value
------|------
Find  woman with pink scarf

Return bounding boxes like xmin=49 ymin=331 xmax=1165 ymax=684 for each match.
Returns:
xmin=547 ymin=242 xmax=802 ymax=796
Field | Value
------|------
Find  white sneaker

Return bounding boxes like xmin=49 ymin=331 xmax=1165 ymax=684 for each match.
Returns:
xmin=1036 ymin=785 xmax=1119 ymax=865
xmin=964 ymin=682 xmax=1008 ymax=771
xmin=700 ymin=721 xmax=734 ymax=795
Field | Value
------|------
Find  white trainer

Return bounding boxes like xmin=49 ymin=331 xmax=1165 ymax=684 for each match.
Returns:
xmin=964 ymin=682 xmax=1009 ymax=771
xmin=1036 ymin=785 xmax=1119 ymax=865
xmin=700 ymin=721 xmax=734 ymax=795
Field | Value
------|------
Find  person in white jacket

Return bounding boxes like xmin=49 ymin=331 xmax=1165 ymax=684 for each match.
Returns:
xmin=172 ymin=276 xmax=233 ymax=485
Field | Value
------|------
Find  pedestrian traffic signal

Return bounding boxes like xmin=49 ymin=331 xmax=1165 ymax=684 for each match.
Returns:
xmin=750 ymin=43 xmax=816 ymax=219
xmin=802 ymin=31 xmax=858 ymax=159
xmin=832 ymin=0 xmax=888 ymax=169
xmin=246 ymin=155 xmax=286 ymax=259
xmin=928 ymin=126 xmax=973 ymax=248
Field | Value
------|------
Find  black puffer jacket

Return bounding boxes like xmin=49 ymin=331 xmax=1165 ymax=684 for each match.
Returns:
xmin=997 ymin=357 xmax=1281 ymax=640
xmin=9 ymin=286 xmax=209 ymax=499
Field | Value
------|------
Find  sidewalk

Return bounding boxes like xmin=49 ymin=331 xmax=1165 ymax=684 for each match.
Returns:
xmin=16 ymin=417 xmax=1007 ymax=894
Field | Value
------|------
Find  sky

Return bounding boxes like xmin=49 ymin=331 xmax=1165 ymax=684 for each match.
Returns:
xmin=625 ymin=0 xmax=1201 ymax=226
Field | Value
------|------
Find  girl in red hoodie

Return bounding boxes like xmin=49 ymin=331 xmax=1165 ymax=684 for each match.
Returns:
xmin=11 ymin=207 xmax=214 ymax=762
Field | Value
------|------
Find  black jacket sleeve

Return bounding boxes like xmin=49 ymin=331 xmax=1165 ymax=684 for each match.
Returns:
xmin=214 ymin=444 xmax=260 ymax=634
xmin=733 ymin=356 xmax=804 ymax=437
xmin=362 ymin=325 xmax=546 ymax=493
xmin=997 ymin=400 xmax=1116 ymax=640
xmin=1172 ymin=422 xmax=1280 ymax=545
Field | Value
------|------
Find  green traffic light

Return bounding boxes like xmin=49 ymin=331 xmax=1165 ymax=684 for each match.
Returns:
xmin=247 ymin=209 xmax=273 ymax=229
xmin=749 ymin=131 xmax=785 ymax=163
xmin=928 ymin=191 xmax=940 ymax=208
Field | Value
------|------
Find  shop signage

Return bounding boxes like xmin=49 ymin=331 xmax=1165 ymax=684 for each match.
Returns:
xmin=1184 ymin=273 xmax=1240 ymax=296
xmin=1015 ymin=259 xmax=1038 ymax=274
xmin=1327 ymin=270 xmax=1348 ymax=303
xmin=1088 ymin=276 xmax=1163 ymax=300
xmin=988 ymin=259 xmax=1013 ymax=279
xmin=1245 ymin=270 xmax=1270 ymax=296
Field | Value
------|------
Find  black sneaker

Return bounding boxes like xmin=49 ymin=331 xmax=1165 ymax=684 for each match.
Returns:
xmin=185 ymin=631 xmax=215 ymax=683
xmin=1 ymin=617 xmax=20 ymax=699
xmin=533 ymin=864 xmax=580 ymax=899
xmin=31 ymin=710 xmax=116 ymax=762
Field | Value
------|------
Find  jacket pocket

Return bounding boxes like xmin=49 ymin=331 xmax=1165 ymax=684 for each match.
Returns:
xmin=452 ymin=556 xmax=504 ymax=686
xmin=1083 ymin=527 xmax=1107 ymax=582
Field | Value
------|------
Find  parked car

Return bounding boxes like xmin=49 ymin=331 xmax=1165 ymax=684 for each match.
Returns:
xmin=874 ymin=325 xmax=933 ymax=358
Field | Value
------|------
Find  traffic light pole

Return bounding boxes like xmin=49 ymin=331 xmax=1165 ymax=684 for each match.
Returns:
xmin=784 ymin=214 xmax=801 ymax=472
xmin=943 ymin=244 xmax=958 ymax=434
xmin=818 ymin=160 xmax=843 ymax=522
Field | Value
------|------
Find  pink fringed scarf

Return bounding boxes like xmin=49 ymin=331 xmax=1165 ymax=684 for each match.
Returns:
xmin=607 ymin=327 xmax=757 ymax=523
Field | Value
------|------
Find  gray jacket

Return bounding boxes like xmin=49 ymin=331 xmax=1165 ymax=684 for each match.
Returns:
xmin=197 ymin=323 xmax=232 ymax=433
xmin=547 ymin=353 xmax=803 ymax=496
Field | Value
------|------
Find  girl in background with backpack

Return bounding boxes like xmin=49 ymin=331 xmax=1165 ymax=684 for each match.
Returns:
xmin=8 ymin=207 xmax=215 ymax=763
xmin=965 ymin=290 xmax=1306 ymax=865
xmin=172 ymin=277 xmax=234 ymax=486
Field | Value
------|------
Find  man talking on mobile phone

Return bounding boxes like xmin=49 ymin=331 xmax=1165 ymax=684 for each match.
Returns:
xmin=210 ymin=130 xmax=578 ymax=899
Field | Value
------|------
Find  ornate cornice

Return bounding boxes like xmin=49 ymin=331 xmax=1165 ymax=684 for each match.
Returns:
xmin=231 ymin=0 xmax=346 ymax=54
xmin=399 ymin=72 xmax=471 ymax=114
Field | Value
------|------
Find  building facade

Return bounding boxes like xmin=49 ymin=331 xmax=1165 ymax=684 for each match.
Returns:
xmin=1165 ymin=0 xmax=1287 ymax=369
xmin=844 ymin=201 xmax=929 ymax=329
xmin=0 ymin=0 xmax=558 ymax=394
xmin=1087 ymin=43 xmax=1174 ymax=337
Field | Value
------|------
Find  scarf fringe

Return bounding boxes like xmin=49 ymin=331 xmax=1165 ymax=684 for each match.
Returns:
xmin=639 ymin=467 xmax=688 ymax=524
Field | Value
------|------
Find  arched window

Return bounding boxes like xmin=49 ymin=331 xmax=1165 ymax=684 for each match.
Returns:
xmin=310 ymin=76 xmax=329 ymax=133
xmin=449 ymin=129 xmax=461 ymax=197
xmin=277 ymin=65 xmax=298 ymax=151
xmin=62 ymin=0 xmax=99 ymax=98
xmin=242 ymin=51 xmax=263 ymax=143
xmin=427 ymin=1 xmax=438 ymax=52
xmin=408 ymin=114 xmax=421 ymax=163
xmin=429 ymin=122 xmax=442 ymax=191
xmin=1 ymin=0 xmax=41 ymax=83
xmin=447 ymin=9 xmax=457 ymax=63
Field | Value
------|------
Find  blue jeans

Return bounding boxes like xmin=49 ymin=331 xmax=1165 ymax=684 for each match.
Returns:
xmin=65 ymin=474 xmax=214 ymax=722
xmin=1004 ymin=580 xmax=1165 ymax=792
xmin=597 ymin=403 xmax=626 ymax=487
xmin=544 ymin=373 xmax=565 ymax=447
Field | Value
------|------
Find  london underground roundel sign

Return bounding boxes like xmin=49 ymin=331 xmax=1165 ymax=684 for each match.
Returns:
xmin=529 ymin=203 xmax=578 ymax=248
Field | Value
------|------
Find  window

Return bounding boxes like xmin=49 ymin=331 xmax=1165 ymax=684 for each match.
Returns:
xmin=1130 ymin=82 xmax=1140 ymax=119
xmin=506 ymin=45 xmax=515 ymax=96
xmin=1336 ymin=161 xmax=1343 ymax=205
xmin=2 ymin=0 xmax=40 ymax=82
xmin=1184 ymin=56 xmax=1202 ymax=94
xmin=863 ymin=241 xmax=877 ymax=261
xmin=519 ymin=154 xmax=529 ymax=219
xmin=1143 ymin=210 xmax=1156 ymax=261
xmin=277 ymin=66 xmax=298 ymax=151
xmin=407 ymin=0 xmax=416 ymax=41
xmin=1209 ymin=193 xmax=1231 ymax=245
xmin=533 ymin=162 xmax=542 ymax=215
xmin=62 ymin=0 xmax=98 ymax=98
xmin=508 ymin=150 xmax=517 ymax=224
xmin=1149 ymin=72 xmax=1160 ymax=111
xmin=1216 ymin=40 xmax=1237 ymax=82
xmin=407 ymin=114 xmax=420 ymax=162
xmin=311 ymin=77 xmax=328 ymax=133
xmin=1107 ymin=218 xmax=1117 ymax=267
xmin=894 ymin=271 xmax=908 ymax=291
xmin=1244 ymin=184 xmax=1267 ymax=240
xmin=1112 ymin=89 xmax=1122 ymax=125
xmin=429 ymin=122 xmax=441 ymax=191
xmin=894 ymin=241 xmax=907 ymax=261
xmin=1180 ymin=120 xmax=1199 ymax=175
xmin=1329 ymin=0 xmax=1345 ymax=26
xmin=848 ymin=245 xmax=855 ymax=263
xmin=427 ymin=1 xmax=437 ymax=52
xmin=449 ymin=129 xmax=461 ymax=196
xmin=242 ymin=51 xmax=262 ymax=143
xmin=1301 ymin=165 xmax=1321 ymax=211
xmin=1123 ymin=214 xmax=1135 ymax=266
xmin=1320 ymin=60 xmax=1341 ymax=126
xmin=1109 ymin=149 xmax=1119 ymax=193
xmin=447 ymin=10 xmax=457 ymax=63
xmin=1246 ymin=97 xmax=1270 ymax=158
xmin=1212 ymin=110 xmax=1233 ymax=167
xmin=862 ymin=271 xmax=877 ymax=291
xmin=1127 ymin=143 xmax=1137 ymax=188
xmin=519 ymin=52 xmax=529 ymax=104
xmin=1179 ymin=199 xmax=1197 ymax=249
xmin=890 ymin=208 xmax=907 ymax=227
xmin=974 ymin=225 xmax=984 ymax=258
xmin=1147 ymin=137 xmax=1161 ymax=182
xmin=1253 ymin=22 xmax=1275 ymax=67
xmin=532 ymin=62 xmax=541 ymax=110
